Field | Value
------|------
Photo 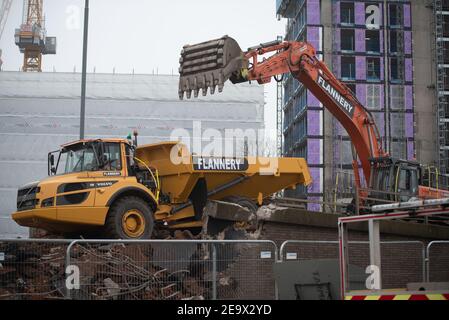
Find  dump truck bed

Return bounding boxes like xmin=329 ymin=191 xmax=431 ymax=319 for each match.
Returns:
xmin=136 ymin=141 xmax=312 ymax=205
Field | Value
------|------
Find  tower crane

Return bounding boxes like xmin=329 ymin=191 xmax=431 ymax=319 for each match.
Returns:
xmin=0 ymin=0 xmax=12 ymax=71
xmin=14 ymin=0 xmax=56 ymax=72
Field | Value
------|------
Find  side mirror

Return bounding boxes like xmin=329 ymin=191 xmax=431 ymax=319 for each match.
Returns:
xmin=48 ymin=153 xmax=56 ymax=176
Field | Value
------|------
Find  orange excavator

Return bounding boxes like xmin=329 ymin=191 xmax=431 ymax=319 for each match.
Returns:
xmin=178 ymin=36 xmax=449 ymax=207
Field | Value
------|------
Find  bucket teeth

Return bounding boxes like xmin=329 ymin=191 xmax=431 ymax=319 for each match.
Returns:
xmin=178 ymin=35 xmax=247 ymax=100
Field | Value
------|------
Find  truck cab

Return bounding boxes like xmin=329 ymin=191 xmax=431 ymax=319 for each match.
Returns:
xmin=13 ymin=138 xmax=160 ymax=239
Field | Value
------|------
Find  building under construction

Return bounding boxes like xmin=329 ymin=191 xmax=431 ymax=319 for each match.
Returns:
xmin=276 ymin=0 xmax=442 ymax=209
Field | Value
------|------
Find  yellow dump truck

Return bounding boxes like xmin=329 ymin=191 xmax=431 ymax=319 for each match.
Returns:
xmin=12 ymin=136 xmax=311 ymax=239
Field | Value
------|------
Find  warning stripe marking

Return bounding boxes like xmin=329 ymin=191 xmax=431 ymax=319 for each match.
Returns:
xmin=345 ymin=294 xmax=448 ymax=300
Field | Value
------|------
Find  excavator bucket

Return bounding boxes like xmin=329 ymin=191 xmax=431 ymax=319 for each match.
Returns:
xmin=178 ymin=36 xmax=247 ymax=100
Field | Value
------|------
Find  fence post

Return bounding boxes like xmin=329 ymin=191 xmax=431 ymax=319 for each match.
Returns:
xmin=65 ymin=240 xmax=78 ymax=300
xmin=212 ymin=244 xmax=217 ymax=300
xmin=425 ymin=241 xmax=449 ymax=283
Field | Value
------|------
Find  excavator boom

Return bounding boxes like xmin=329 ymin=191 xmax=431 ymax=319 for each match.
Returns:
xmin=179 ymin=36 xmax=384 ymax=187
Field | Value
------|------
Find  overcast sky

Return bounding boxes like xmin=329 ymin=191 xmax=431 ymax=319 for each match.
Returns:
xmin=0 ymin=0 xmax=285 ymax=137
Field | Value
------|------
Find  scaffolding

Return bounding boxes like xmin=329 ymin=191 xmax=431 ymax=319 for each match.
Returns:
xmin=392 ymin=0 xmax=407 ymax=159
xmin=277 ymin=74 xmax=283 ymax=157
xmin=435 ymin=0 xmax=449 ymax=177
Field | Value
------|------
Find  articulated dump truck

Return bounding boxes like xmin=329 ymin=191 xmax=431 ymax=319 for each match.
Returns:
xmin=12 ymin=137 xmax=311 ymax=239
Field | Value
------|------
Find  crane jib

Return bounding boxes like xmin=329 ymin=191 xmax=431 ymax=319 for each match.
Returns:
xmin=317 ymin=76 xmax=355 ymax=118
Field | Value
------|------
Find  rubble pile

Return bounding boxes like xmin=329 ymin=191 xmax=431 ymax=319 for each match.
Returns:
xmin=0 ymin=242 xmax=210 ymax=300
xmin=0 ymin=242 xmax=66 ymax=300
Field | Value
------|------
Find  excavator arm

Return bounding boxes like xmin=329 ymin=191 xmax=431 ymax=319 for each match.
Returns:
xmin=179 ymin=36 xmax=385 ymax=187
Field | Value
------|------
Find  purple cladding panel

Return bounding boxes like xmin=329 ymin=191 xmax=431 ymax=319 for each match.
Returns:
xmin=307 ymin=111 xmax=320 ymax=136
xmin=355 ymin=29 xmax=366 ymax=52
xmin=404 ymin=4 xmax=411 ymax=28
xmin=405 ymin=58 xmax=413 ymax=82
xmin=379 ymin=3 xmax=384 ymax=27
xmin=355 ymin=2 xmax=365 ymax=25
xmin=380 ymin=31 xmax=384 ymax=54
xmin=307 ymin=0 xmax=320 ymax=25
xmin=307 ymin=139 xmax=321 ymax=165
xmin=356 ymin=56 xmax=366 ymax=80
xmin=308 ymin=90 xmax=321 ymax=107
xmin=307 ymin=199 xmax=321 ymax=212
xmin=404 ymin=31 xmax=412 ymax=55
xmin=356 ymin=84 xmax=367 ymax=105
xmin=333 ymin=1 xmax=340 ymax=24
xmin=380 ymin=58 xmax=384 ymax=81
xmin=405 ymin=113 xmax=414 ymax=138
xmin=307 ymin=27 xmax=320 ymax=52
xmin=405 ymin=85 xmax=413 ymax=111
xmin=308 ymin=168 xmax=321 ymax=193
xmin=380 ymin=84 xmax=385 ymax=110
xmin=407 ymin=141 xmax=415 ymax=161
xmin=359 ymin=167 xmax=366 ymax=188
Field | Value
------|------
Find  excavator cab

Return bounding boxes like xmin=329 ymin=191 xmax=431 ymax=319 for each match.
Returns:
xmin=369 ymin=157 xmax=420 ymax=203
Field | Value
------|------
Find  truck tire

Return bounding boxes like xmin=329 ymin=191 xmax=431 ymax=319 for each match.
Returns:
xmin=104 ymin=196 xmax=154 ymax=239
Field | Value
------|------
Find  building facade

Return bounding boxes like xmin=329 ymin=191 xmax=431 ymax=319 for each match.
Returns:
xmin=435 ymin=0 xmax=449 ymax=177
xmin=276 ymin=0 xmax=438 ymax=209
xmin=0 ymin=71 xmax=265 ymax=237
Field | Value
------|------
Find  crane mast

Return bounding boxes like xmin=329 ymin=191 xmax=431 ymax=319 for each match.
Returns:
xmin=14 ymin=0 xmax=56 ymax=72
xmin=0 ymin=0 xmax=13 ymax=71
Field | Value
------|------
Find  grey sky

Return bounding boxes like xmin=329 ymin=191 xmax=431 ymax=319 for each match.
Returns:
xmin=0 ymin=0 xmax=285 ymax=137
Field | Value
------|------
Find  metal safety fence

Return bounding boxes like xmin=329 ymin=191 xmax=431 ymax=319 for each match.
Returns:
xmin=1 ymin=238 xmax=448 ymax=300
xmin=0 ymin=239 xmax=277 ymax=300
xmin=426 ymin=241 xmax=449 ymax=283
xmin=0 ymin=239 xmax=73 ymax=300
xmin=279 ymin=240 xmax=426 ymax=290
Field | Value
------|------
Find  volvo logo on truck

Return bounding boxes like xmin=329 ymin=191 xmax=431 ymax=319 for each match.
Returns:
xmin=317 ymin=76 xmax=355 ymax=118
xmin=193 ymin=157 xmax=249 ymax=172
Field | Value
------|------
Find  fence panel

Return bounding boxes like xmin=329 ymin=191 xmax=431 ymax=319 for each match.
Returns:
xmin=0 ymin=239 xmax=72 ymax=300
xmin=66 ymin=240 xmax=277 ymax=300
xmin=279 ymin=240 xmax=424 ymax=291
xmin=427 ymin=241 xmax=449 ymax=283
xmin=348 ymin=241 xmax=425 ymax=290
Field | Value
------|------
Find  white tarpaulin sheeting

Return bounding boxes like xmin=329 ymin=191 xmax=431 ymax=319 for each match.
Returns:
xmin=0 ymin=71 xmax=265 ymax=238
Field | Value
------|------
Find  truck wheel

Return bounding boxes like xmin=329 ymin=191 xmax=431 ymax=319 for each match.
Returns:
xmin=104 ymin=196 xmax=154 ymax=239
